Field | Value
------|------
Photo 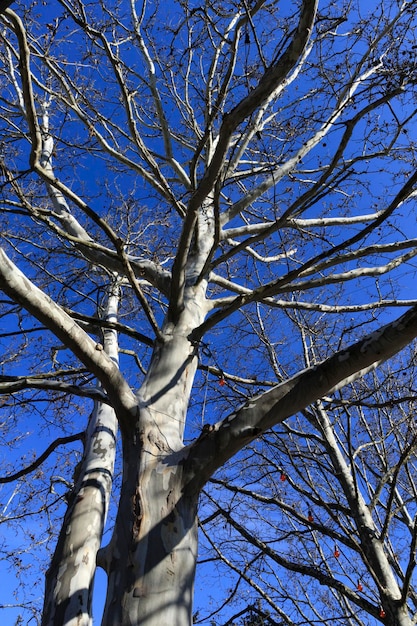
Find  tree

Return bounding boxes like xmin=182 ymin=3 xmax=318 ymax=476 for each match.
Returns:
xmin=1 ymin=0 xmax=417 ymax=624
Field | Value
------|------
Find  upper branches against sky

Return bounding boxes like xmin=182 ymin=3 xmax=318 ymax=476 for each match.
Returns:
xmin=2 ymin=0 xmax=417 ymax=333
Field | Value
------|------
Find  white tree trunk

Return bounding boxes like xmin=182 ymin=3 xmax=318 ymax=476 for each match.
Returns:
xmin=42 ymin=402 xmax=117 ymax=626
xmin=100 ymin=276 xmax=209 ymax=625
xmin=101 ymin=434 xmax=198 ymax=626
xmin=42 ymin=281 xmax=120 ymax=626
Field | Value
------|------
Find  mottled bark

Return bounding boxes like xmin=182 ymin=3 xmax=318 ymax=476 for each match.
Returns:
xmin=101 ymin=434 xmax=198 ymax=626
xmin=42 ymin=403 xmax=117 ymax=626
xmin=42 ymin=282 xmax=120 ymax=626
xmin=99 ymin=276 xmax=209 ymax=625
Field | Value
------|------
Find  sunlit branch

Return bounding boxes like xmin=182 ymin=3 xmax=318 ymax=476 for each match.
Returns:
xmin=210 ymin=279 xmax=417 ymax=312
xmin=215 ymin=87 xmax=402 ymax=273
xmin=187 ymin=304 xmax=417 ymax=488
xmin=222 ymin=64 xmax=385 ymax=224
xmin=289 ymin=248 xmax=417 ymax=289
xmin=221 ymin=210 xmax=388 ymax=239
xmin=224 ymin=237 xmax=297 ymax=263
xmin=199 ymin=363 xmax=275 ymax=387
xmin=190 ymin=2 xmax=266 ymax=182
xmin=169 ymin=0 xmax=318 ymax=322
xmin=0 ymin=248 xmax=137 ymax=422
xmin=198 ymin=167 xmax=417 ymax=335
xmin=130 ymin=0 xmax=175 ymax=164
xmin=4 ymin=9 xmax=42 ymax=167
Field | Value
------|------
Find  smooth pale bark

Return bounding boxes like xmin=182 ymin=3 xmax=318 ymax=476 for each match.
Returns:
xmin=42 ymin=402 xmax=117 ymax=626
xmin=101 ymin=283 xmax=209 ymax=625
xmin=42 ymin=282 xmax=120 ymax=626
xmin=101 ymin=435 xmax=198 ymax=626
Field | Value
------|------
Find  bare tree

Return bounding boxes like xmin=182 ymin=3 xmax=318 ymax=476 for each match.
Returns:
xmin=1 ymin=0 xmax=417 ymax=624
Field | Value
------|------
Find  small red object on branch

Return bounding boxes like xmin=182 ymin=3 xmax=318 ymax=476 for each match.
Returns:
xmin=308 ymin=510 xmax=314 ymax=522
xmin=218 ymin=377 xmax=225 ymax=386
xmin=280 ymin=473 xmax=286 ymax=482
xmin=334 ymin=546 xmax=340 ymax=558
xmin=357 ymin=581 xmax=363 ymax=592
xmin=379 ymin=608 xmax=386 ymax=619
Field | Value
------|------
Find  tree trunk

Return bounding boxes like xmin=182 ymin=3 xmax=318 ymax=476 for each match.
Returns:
xmin=42 ymin=281 xmax=120 ymax=626
xmin=101 ymin=432 xmax=198 ymax=626
xmin=101 ymin=286 xmax=208 ymax=625
xmin=42 ymin=402 xmax=118 ymax=626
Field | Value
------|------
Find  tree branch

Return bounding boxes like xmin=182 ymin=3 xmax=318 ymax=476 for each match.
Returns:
xmin=2 ymin=16 xmax=171 ymax=295
xmin=186 ymin=304 xmax=417 ymax=490
xmin=0 ymin=433 xmax=84 ymax=484
xmin=212 ymin=501 xmax=378 ymax=618
xmin=0 ymin=248 xmax=137 ymax=425
xmin=169 ymin=0 xmax=318 ymax=322
xmin=0 ymin=374 xmax=109 ymax=402
xmin=195 ymin=165 xmax=417 ymax=337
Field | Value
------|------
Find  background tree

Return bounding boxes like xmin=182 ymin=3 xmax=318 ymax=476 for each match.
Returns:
xmin=198 ymin=335 xmax=417 ymax=625
xmin=1 ymin=0 xmax=417 ymax=624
